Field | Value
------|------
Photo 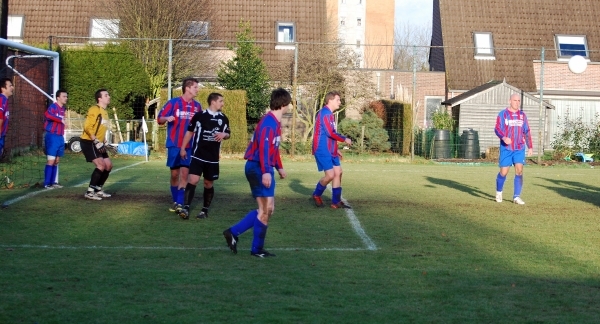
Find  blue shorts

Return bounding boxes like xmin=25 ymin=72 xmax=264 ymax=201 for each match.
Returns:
xmin=245 ymin=160 xmax=275 ymax=198
xmin=166 ymin=147 xmax=191 ymax=168
xmin=45 ymin=133 xmax=65 ymax=158
xmin=499 ymin=146 xmax=526 ymax=167
xmin=314 ymin=154 xmax=341 ymax=172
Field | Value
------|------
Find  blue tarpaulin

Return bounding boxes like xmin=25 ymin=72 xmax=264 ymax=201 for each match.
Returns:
xmin=116 ymin=141 xmax=148 ymax=156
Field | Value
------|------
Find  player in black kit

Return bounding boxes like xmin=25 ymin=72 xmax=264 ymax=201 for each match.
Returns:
xmin=178 ymin=93 xmax=231 ymax=219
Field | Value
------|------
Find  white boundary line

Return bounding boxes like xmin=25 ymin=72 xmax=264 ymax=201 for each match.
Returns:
xmin=0 ymin=244 xmax=369 ymax=252
xmin=341 ymin=197 xmax=378 ymax=251
xmin=1 ymin=161 xmax=146 ymax=207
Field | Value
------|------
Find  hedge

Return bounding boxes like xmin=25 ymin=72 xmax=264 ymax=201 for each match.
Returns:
xmin=157 ymin=88 xmax=248 ymax=153
xmin=380 ymin=100 xmax=413 ymax=155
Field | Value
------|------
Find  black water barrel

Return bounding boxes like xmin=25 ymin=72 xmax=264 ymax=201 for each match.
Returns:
xmin=460 ymin=129 xmax=480 ymax=159
xmin=433 ymin=129 xmax=451 ymax=159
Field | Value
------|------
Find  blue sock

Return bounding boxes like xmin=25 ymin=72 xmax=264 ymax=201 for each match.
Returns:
xmin=496 ymin=173 xmax=506 ymax=192
xmin=313 ymin=182 xmax=327 ymax=197
xmin=170 ymin=185 xmax=178 ymax=202
xmin=177 ymin=188 xmax=185 ymax=205
xmin=251 ymin=219 xmax=268 ymax=254
xmin=332 ymin=187 xmax=342 ymax=204
xmin=230 ymin=210 xmax=258 ymax=236
xmin=51 ymin=165 xmax=58 ymax=184
xmin=514 ymin=175 xmax=523 ymax=199
xmin=44 ymin=165 xmax=53 ymax=186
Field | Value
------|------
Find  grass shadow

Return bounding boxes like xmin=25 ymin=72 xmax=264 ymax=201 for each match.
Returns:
xmin=536 ymin=177 xmax=600 ymax=207
xmin=425 ymin=176 xmax=494 ymax=200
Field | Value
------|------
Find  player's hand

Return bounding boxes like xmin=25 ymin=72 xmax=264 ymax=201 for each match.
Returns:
xmin=180 ymin=148 xmax=187 ymax=159
xmin=527 ymin=148 xmax=533 ymax=156
xmin=278 ymin=168 xmax=287 ymax=179
xmin=214 ymin=132 xmax=228 ymax=142
xmin=502 ymin=137 xmax=512 ymax=145
xmin=93 ymin=139 xmax=106 ymax=153
xmin=345 ymin=138 xmax=352 ymax=145
xmin=262 ymin=173 xmax=272 ymax=188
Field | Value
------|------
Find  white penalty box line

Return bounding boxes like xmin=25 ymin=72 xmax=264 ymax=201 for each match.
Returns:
xmin=0 ymin=244 xmax=370 ymax=252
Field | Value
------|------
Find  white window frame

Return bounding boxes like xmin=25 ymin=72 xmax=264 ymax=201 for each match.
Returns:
xmin=90 ymin=18 xmax=119 ymax=41
xmin=275 ymin=22 xmax=296 ymax=50
xmin=425 ymin=96 xmax=445 ymax=128
xmin=8 ymin=15 xmax=25 ymax=43
xmin=555 ymin=35 xmax=588 ymax=59
xmin=185 ymin=21 xmax=209 ymax=39
xmin=473 ymin=32 xmax=495 ymax=60
xmin=357 ymin=18 xmax=362 ymax=26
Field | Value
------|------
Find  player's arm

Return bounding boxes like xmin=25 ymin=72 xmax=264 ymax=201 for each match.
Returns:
xmin=179 ymin=131 xmax=194 ymax=159
xmin=494 ymin=113 xmax=511 ymax=145
xmin=157 ymin=102 xmax=174 ymax=125
xmin=83 ymin=108 xmax=99 ymax=140
xmin=257 ymin=127 xmax=273 ymax=187
xmin=0 ymin=108 xmax=5 ymax=134
xmin=215 ymin=119 xmax=231 ymax=142
xmin=323 ymin=114 xmax=350 ymax=145
xmin=45 ymin=106 xmax=63 ymax=123
xmin=522 ymin=114 xmax=534 ymax=151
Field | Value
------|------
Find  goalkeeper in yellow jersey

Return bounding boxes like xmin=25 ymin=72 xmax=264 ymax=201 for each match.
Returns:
xmin=80 ymin=89 xmax=113 ymax=200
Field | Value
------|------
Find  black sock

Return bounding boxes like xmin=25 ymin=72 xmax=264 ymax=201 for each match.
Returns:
xmin=89 ymin=168 xmax=103 ymax=191
xmin=184 ymin=183 xmax=197 ymax=206
xmin=203 ymin=186 xmax=214 ymax=210
xmin=99 ymin=170 xmax=111 ymax=187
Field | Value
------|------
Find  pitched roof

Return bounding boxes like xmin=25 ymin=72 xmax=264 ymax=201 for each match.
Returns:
xmin=435 ymin=0 xmax=600 ymax=92
xmin=441 ymin=80 xmax=554 ymax=109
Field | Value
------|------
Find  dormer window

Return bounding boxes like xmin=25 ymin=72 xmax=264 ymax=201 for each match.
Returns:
xmin=275 ymin=22 xmax=296 ymax=50
xmin=473 ymin=32 xmax=495 ymax=60
xmin=555 ymin=35 xmax=588 ymax=58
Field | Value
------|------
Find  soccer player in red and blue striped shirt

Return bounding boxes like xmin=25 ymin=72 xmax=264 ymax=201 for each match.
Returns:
xmin=0 ymin=78 xmax=14 ymax=159
xmin=494 ymin=93 xmax=533 ymax=205
xmin=311 ymin=91 xmax=353 ymax=209
xmin=43 ymin=89 xmax=68 ymax=189
xmin=157 ymin=78 xmax=202 ymax=213
xmin=222 ymin=88 xmax=290 ymax=258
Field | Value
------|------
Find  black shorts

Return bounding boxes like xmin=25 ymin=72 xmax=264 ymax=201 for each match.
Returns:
xmin=189 ymin=158 xmax=219 ymax=180
xmin=81 ymin=139 xmax=109 ymax=162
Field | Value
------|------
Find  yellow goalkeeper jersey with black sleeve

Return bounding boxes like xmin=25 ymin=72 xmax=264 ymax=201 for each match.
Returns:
xmin=81 ymin=105 xmax=110 ymax=142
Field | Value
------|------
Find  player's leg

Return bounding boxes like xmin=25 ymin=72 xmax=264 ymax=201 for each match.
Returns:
xmin=180 ymin=159 xmax=202 ymax=219
xmin=251 ymin=196 xmax=276 ymax=257
xmin=96 ymin=157 xmax=113 ymax=198
xmin=52 ymin=134 xmax=65 ymax=187
xmin=175 ymin=147 xmax=192 ymax=209
xmin=330 ymin=158 xmax=350 ymax=208
xmin=81 ymin=139 xmax=103 ymax=200
xmin=496 ymin=147 xmax=513 ymax=203
xmin=166 ymin=147 xmax=183 ymax=211
xmin=512 ymin=149 xmax=526 ymax=204
xmin=312 ymin=154 xmax=334 ymax=207
xmin=197 ymin=162 xmax=218 ymax=219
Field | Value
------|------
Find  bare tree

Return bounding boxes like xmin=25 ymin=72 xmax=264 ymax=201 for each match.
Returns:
xmin=394 ymin=21 xmax=431 ymax=71
xmin=103 ymin=0 xmax=218 ymax=98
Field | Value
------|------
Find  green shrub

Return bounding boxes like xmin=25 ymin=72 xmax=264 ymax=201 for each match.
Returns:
xmin=59 ymin=43 xmax=151 ymax=119
xmin=339 ymin=111 xmax=391 ymax=153
xmin=551 ymin=113 xmax=600 ymax=160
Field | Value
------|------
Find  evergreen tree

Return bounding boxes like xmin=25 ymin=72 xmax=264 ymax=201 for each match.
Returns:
xmin=217 ymin=22 xmax=271 ymax=122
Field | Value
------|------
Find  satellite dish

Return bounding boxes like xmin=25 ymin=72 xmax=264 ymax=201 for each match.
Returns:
xmin=568 ymin=55 xmax=588 ymax=74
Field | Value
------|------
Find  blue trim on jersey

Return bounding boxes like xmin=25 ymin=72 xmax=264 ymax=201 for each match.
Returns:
xmin=314 ymin=154 xmax=340 ymax=172
xmin=45 ymin=133 xmax=65 ymax=157
xmin=166 ymin=147 xmax=191 ymax=168
xmin=245 ymin=160 xmax=275 ymax=198
xmin=499 ymin=146 xmax=526 ymax=167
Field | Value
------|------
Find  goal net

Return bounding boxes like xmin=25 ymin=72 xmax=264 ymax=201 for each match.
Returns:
xmin=0 ymin=40 xmax=58 ymax=189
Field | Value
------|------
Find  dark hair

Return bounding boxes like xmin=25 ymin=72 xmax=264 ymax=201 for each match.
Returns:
xmin=55 ymin=89 xmax=68 ymax=98
xmin=207 ymin=92 xmax=223 ymax=106
xmin=270 ymin=88 xmax=291 ymax=110
xmin=324 ymin=91 xmax=341 ymax=106
xmin=0 ymin=77 xmax=12 ymax=90
xmin=95 ymin=88 xmax=108 ymax=103
xmin=182 ymin=77 xmax=199 ymax=95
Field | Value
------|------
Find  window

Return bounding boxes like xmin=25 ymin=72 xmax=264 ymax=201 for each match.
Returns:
xmin=276 ymin=22 xmax=295 ymax=50
xmin=555 ymin=35 xmax=588 ymax=58
xmin=357 ymin=18 xmax=362 ymax=26
xmin=473 ymin=32 xmax=495 ymax=60
xmin=8 ymin=15 xmax=24 ymax=43
xmin=185 ymin=21 xmax=209 ymax=39
xmin=425 ymin=97 xmax=445 ymax=128
xmin=90 ymin=18 xmax=119 ymax=39
xmin=340 ymin=17 xmax=345 ymax=26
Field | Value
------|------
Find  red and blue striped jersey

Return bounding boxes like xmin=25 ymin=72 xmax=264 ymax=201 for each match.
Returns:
xmin=312 ymin=106 xmax=346 ymax=156
xmin=44 ymin=102 xmax=65 ymax=135
xmin=157 ymin=97 xmax=202 ymax=148
xmin=0 ymin=94 xmax=9 ymax=137
xmin=494 ymin=108 xmax=533 ymax=151
xmin=244 ymin=112 xmax=283 ymax=174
